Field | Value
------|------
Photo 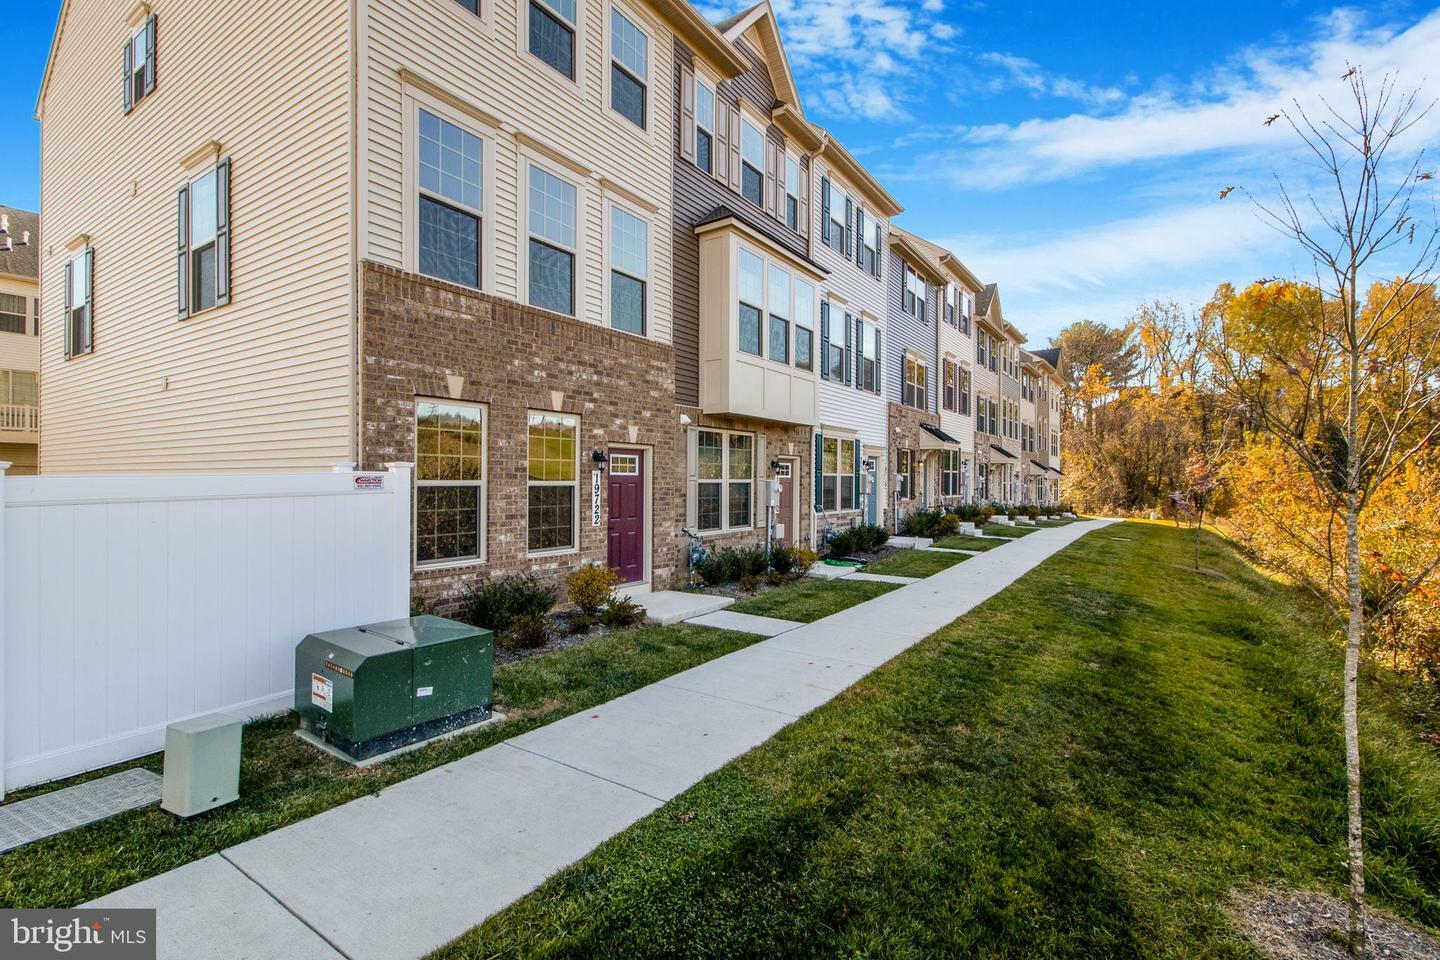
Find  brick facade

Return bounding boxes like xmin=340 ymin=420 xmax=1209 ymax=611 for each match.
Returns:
xmin=360 ymin=262 xmax=684 ymax=607
xmin=675 ymin=404 xmax=815 ymax=563
xmin=887 ymin=401 xmax=943 ymax=522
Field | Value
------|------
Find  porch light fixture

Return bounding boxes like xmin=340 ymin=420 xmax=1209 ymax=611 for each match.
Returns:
xmin=591 ymin=449 xmax=610 ymax=471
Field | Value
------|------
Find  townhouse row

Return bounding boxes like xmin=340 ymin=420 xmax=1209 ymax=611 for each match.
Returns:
xmin=34 ymin=0 xmax=1063 ymax=601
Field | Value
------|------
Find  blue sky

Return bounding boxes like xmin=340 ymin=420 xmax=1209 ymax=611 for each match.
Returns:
xmin=5 ymin=1 xmax=1436 ymax=345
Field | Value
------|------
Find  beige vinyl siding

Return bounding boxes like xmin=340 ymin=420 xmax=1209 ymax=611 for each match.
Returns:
xmin=38 ymin=0 xmax=353 ymax=474
xmin=363 ymin=0 xmax=676 ymax=345
xmin=0 ymin=276 xmax=40 ymax=372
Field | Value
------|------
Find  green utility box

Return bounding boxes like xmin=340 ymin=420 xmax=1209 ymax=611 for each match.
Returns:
xmin=295 ymin=615 xmax=493 ymax=761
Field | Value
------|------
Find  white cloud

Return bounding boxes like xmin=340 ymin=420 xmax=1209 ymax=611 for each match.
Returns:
xmin=977 ymin=52 xmax=1125 ymax=106
xmin=926 ymin=8 xmax=1440 ymax=189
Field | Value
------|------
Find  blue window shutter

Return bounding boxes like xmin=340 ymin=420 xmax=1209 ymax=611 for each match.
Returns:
xmin=843 ymin=198 xmax=853 ymax=258
xmin=873 ymin=328 xmax=882 ymax=394
xmin=215 ymin=159 xmax=231 ymax=306
xmin=144 ymin=15 xmax=156 ymax=95
xmin=814 ymin=434 xmax=824 ymax=509
xmin=176 ymin=183 xmax=190 ymax=317
xmin=122 ymin=36 xmax=134 ymax=113
xmin=820 ymin=178 xmax=831 ymax=245
xmin=819 ymin=300 xmax=830 ymax=379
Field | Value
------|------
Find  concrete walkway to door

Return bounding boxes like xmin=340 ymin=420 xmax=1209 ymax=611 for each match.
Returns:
xmin=90 ymin=520 xmax=1115 ymax=960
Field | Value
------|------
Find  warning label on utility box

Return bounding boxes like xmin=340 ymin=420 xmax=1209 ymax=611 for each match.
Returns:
xmin=311 ymin=673 xmax=334 ymax=713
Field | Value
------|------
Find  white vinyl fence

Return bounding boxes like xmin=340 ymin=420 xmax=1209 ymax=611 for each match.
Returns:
xmin=0 ymin=462 xmax=412 ymax=794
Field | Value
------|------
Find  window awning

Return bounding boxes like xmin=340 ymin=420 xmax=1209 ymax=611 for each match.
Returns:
xmin=1048 ymin=465 xmax=1065 ymax=476
xmin=989 ymin=444 xmax=1017 ymax=460
xmin=918 ymin=422 xmax=961 ymax=450
xmin=1029 ymin=459 xmax=1048 ymax=471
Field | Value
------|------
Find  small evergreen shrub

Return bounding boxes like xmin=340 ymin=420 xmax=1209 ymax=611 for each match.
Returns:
xmin=504 ymin=614 xmax=551 ymax=649
xmin=827 ymin=529 xmax=860 ymax=557
xmin=566 ymin=565 xmax=621 ymax=614
xmin=599 ymin=595 xmax=645 ymax=628
xmin=852 ymin=524 xmax=889 ymax=549
xmin=738 ymin=573 xmax=763 ymax=593
xmin=694 ymin=546 xmax=769 ymax=585
xmin=460 ymin=574 xmax=558 ymax=633
xmin=566 ymin=612 xmax=594 ymax=635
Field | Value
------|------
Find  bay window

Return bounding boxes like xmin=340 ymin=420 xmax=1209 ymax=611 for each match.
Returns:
xmin=794 ymin=278 xmax=814 ymax=370
xmin=417 ymin=108 xmax=484 ymax=289
xmin=609 ymin=205 xmax=647 ymax=334
xmin=767 ymin=264 xmax=789 ymax=363
xmin=696 ymin=428 xmax=753 ymax=531
xmin=528 ymin=164 xmax=577 ymax=315
xmin=738 ymin=248 xmax=763 ymax=355
xmin=416 ymin=400 xmax=485 ymax=565
xmin=527 ymin=412 xmax=579 ymax=553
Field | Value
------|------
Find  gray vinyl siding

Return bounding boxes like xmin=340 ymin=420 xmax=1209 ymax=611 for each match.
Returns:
xmin=885 ymin=246 xmax=938 ymax=414
xmin=670 ymin=37 xmax=808 ymax=406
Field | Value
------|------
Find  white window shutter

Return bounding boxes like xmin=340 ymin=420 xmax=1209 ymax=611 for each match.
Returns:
xmin=680 ymin=65 xmax=696 ymax=163
xmin=685 ymin=427 xmax=699 ymax=528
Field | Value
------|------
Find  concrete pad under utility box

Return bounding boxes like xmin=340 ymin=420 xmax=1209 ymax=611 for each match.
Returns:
xmin=636 ymin=590 xmax=734 ymax=625
xmin=887 ymin=536 xmax=933 ymax=549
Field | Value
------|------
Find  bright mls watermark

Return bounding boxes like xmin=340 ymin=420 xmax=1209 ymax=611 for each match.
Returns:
xmin=1 ymin=910 xmax=155 ymax=958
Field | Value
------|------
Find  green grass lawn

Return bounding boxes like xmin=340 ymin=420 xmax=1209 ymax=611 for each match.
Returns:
xmin=729 ymin=578 xmax=900 ymax=622
xmin=433 ymin=522 xmax=1440 ymax=959
xmin=0 ymin=623 xmax=762 ymax=909
xmin=862 ymin=548 xmax=972 ymax=578
xmin=932 ymin=533 xmax=1007 ymax=551
xmin=983 ymin=521 xmax=1038 ymax=538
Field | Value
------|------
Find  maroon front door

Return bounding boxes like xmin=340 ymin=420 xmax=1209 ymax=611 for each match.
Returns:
xmin=607 ymin=450 xmax=646 ymax=584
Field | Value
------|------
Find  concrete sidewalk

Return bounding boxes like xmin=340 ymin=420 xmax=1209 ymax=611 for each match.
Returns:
xmin=91 ymin=519 xmax=1113 ymax=960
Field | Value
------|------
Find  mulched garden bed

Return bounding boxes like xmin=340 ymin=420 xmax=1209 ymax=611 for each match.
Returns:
xmin=1233 ymin=888 xmax=1440 ymax=959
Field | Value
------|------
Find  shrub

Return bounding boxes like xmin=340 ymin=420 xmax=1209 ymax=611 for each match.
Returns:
xmin=566 ymin=612 xmax=594 ymax=635
xmin=1024 ymin=504 xmax=1042 ymax=519
xmin=459 ymin=574 xmax=558 ymax=633
xmin=694 ymin=546 xmax=769 ymax=585
xmin=738 ymin=573 xmax=762 ymax=593
xmin=852 ymin=524 xmax=889 ymax=550
xmin=827 ymin=529 xmax=860 ymax=557
xmin=791 ymin=545 xmax=819 ymax=569
xmin=766 ymin=571 xmax=787 ymax=587
xmin=933 ymin=513 xmax=961 ymax=536
xmin=504 ymin=614 xmax=551 ymax=649
xmin=599 ymin=595 xmax=646 ymax=629
xmin=409 ymin=595 xmax=434 ymax=617
xmin=566 ymin=565 xmax=621 ymax=614
xmin=901 ymin=509 xmax=942 ymax=537
xmin=769 ymin=545 xmax=798 ymax=575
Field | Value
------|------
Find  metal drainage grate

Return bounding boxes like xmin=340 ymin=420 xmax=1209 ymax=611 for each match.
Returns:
xmin=0 ymin=768 xmax=162 ymax=853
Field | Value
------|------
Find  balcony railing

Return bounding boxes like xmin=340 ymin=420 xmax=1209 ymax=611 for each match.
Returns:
xmin=0 ymin=404 xmax=39 ymax=433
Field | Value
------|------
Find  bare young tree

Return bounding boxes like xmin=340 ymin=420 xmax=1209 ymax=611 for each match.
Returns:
xmin=1212 ymin=69 xmax=1440 ymax=957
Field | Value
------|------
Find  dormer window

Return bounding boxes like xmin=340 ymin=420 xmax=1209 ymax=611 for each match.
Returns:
xmin=122 ymin=15 xmax=156 ymax=113
xmin=740 ymin=118 xmax=765 ymax=208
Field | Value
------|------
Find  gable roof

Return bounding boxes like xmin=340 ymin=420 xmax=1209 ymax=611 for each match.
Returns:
xmin=975 ymin=283 xmax=998 ymax=317
xmin=716 ymin=1 xmax=803 ymax=114
xmin=0 ymin=206 xmax=40 ymax=281
xmin=894 ymin=229 xmax=982 ymax=291
xmin=1029 ymin=347 xmax=1060 ymax=369
xmin=33 ymin=0 xmax=70 ymax=120
xmin=812 ymin=126 xmax=902 ymax=217
xmin=887 ymin=226 xmax=947 ymax=285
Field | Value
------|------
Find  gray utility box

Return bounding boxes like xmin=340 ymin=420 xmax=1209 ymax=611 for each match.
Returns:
xmin=162 ymin=713 xmax=243 ymax=818
xmin=295 ymin=615 xmax=493 ymax=762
